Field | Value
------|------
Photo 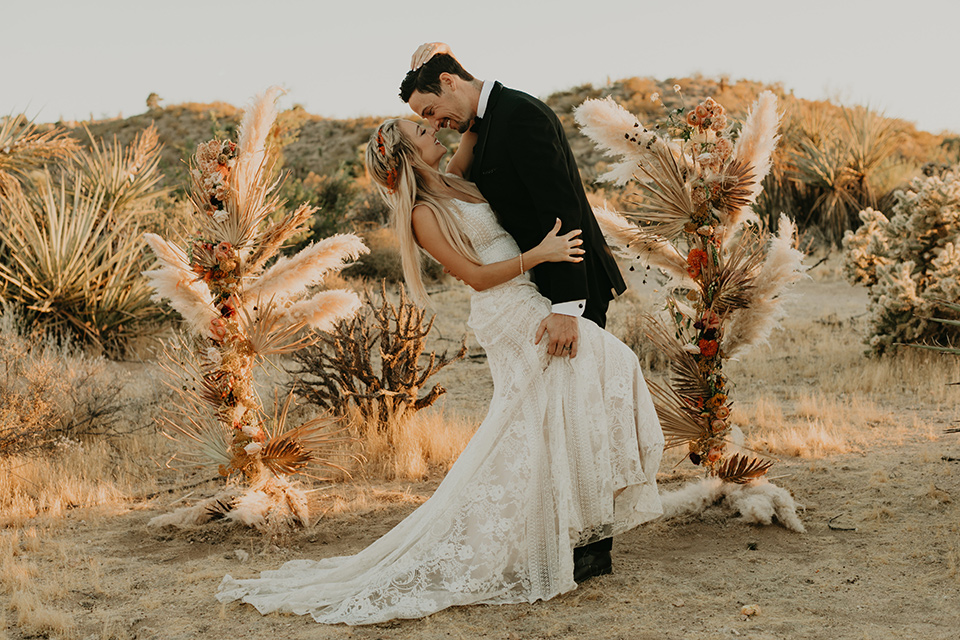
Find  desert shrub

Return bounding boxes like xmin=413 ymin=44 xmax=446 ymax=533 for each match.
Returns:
xmin=279 ymin=170 xmax=358 ymax=251
xmin=286 ymin=281 xmax=466 ymax=439
xmin=0 ymin=311 xmax=131 ymax=458
xmin=348 ymin=186 xmax=392 ymax=228
xmin=842 ymin=168 xmax=960 ymax=354
xmin=341 ymin=226 xmax=445 ymax=284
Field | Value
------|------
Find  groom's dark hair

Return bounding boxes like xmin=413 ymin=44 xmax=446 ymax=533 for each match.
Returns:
xmin=399 ymin=54 xmax=475 ymax=102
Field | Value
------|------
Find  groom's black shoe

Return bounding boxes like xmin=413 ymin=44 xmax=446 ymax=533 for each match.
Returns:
xmin=573 ymin=549 xmax=612 ymax=584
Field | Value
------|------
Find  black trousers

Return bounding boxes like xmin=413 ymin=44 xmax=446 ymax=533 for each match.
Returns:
xmin=573 ymin=294 xmax=614 ymax=558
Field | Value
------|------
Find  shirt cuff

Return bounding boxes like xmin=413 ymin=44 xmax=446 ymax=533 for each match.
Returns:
xmin=551 ymin=300 xmax=585 ymax=317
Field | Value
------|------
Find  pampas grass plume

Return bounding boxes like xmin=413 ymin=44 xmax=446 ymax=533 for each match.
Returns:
xmin=229 ymin=490 xmax=271 ymax=528
xmin=593 ymin=205 xmax=693 ymax=286
xmin=659 ymin=477 xmax=805 ymax=532
xmin=281 ymin=289 xmax=362 ymax=332
xmin=575 ymin=97 xmax=646 ymax=160
xmin=246 ymin=234 xmax=369 ymax=304
xmin=234 ymin=86 xmax=284 ymax=202
xmin=733 ymin=91 xmax=781 ymax=206
xmin=143 ymin=233 xmax=217 ymax=336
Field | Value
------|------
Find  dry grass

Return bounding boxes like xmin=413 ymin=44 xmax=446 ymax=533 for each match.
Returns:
xmin=0 ymin=433 xmax=172 ymax=528
xmin=343 ymin=405 xmax=478 ymax=481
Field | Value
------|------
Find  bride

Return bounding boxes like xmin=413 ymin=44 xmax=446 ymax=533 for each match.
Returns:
xmin=216 ymin=118 xmax=664 ymax=625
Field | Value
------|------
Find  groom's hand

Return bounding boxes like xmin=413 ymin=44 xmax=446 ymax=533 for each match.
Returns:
xmin=535 ymin=313 xmax=579 ymax=358
xmin=410 ymin=42 xmax=453 ymax=69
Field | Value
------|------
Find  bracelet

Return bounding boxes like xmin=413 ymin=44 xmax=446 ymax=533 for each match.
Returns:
xmin=519 ymin=253 xmax=524 ymax=275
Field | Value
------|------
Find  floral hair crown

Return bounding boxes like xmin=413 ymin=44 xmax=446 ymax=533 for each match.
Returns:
xmin=375 ymin=128 xmax=399 ymax=193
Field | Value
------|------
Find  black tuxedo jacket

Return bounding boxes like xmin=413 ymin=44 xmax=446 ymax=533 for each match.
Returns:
xmin=469 ymin=82 xmax=626 ymax=323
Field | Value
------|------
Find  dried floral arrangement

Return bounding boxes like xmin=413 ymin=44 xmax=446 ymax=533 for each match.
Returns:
xmin=575 ymin=88 xmax=806 ymax=484
xmin=143 ymin=88 xmax=368 ymax=529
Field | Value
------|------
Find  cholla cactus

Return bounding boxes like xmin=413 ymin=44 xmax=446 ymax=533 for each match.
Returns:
xmin=143 ymin=88 xmax=368 ymax=528
xmin=842 ymin=169 xmax=960 ymax=354
xmin=577 ymin=91 xmax=806 ymax=483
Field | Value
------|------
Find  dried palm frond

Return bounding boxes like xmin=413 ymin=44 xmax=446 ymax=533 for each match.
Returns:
xmin=628 ymin=141 xmax=696 ymax=240
xmin=641 ymin=314 xmax=712 ymax=401
xmin=240 ymin=297 xmax=314 ymax=357
xmin=715 ymin=453 xmax=774 ymax=484
xmin=244 ymin=202 xmax=316 ymax=275
xmin=700 ymin=231 xmax=765 ymax=315
xmin=205 ymin=499 xmax=235 ymax=520
xmin=154 ymin=337 xmax=237 ymax=469
xmin=158 ymin=395 xmax=233 ymax=470
xmin=714 ymin=158 xmax=755 ymax=218
xmin=723 ymin=215 xmax=807 ymax=357
xmin=646 ymin=379 xmax=709 ymax=449
xmin=260 ymin=391 xmax=353 ymax=480
xmin=593 ymin=205 xmax=693 ymax=285
xmin=188 ymin=159 xmax=283 ymax=250
xmin=0 ymin=114 xmax=79 ymax=194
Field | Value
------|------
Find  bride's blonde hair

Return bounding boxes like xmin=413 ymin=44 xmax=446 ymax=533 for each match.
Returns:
xmin=365 ymin=119 xmax=484 ymax=303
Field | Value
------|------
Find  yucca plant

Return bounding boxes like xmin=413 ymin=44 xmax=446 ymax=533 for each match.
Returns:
xmin=0 ymin=114 xmax=78 ymax=196
xmin=576 ymin=90 xmax=806 ymax=484
xmin=144 ymin=87 xmax=368 ymax=530
xmin=841 ymin=106 xmax=902 ymax=209
xmin=77 ymin=125 xmax=166 ymax=216
xmin=0 ymin=170 xmax=165 ymax=355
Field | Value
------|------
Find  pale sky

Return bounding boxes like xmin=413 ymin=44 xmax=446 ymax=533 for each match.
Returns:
xmin=4 ymin=0 xmax=958 ymax=134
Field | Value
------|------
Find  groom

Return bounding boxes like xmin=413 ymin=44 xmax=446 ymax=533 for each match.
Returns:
xmin=399 ymin=43 xmax=627 ymax=583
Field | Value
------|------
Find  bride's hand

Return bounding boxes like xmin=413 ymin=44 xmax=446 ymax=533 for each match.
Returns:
xmin=411 ymin=42 xmax=453 ymax=69
xmin=535 ymin=219 xmax=584 ymax=263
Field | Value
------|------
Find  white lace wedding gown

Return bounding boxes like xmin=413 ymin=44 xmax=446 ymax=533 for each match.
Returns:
xmin=216 ymin=199 xmax=664 ymax=624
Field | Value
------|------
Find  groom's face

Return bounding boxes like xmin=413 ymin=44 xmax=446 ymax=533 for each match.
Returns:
xmin=408 ymin=73 xmax=475 ymax=135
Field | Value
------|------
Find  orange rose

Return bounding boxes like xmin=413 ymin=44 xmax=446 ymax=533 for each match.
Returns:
xmin=706 ymin=447 xmax=722 ymax=463
xmin=706 ymin=393 xmax=727 ymax=409
xmin=699 ymin=339 xmax=719 ymax=358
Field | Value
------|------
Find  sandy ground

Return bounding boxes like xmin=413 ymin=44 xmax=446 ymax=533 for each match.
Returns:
xmin=6 ymin=264 xmax=960 ymax=640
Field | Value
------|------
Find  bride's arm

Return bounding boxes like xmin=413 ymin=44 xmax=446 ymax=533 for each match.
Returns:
xmin=412 ymin=205 xmax=582 ymax=292
xmin=444 ymin=131 xmax=477 ymax=178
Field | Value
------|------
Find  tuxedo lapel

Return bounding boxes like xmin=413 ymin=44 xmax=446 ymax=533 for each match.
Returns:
xmin=470 ymin=81 xmax=503 ymax=182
